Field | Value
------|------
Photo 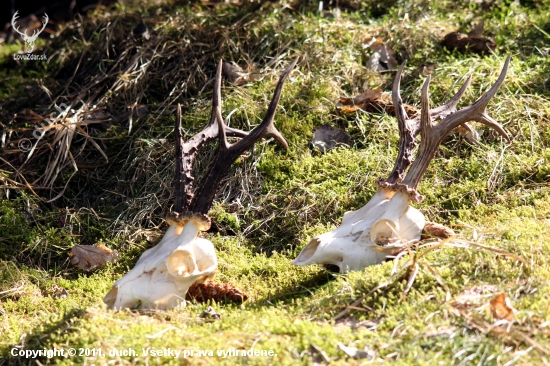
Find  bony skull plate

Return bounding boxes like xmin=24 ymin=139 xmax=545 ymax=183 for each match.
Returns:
xmin=104 ymin=215 xmax=217 ymax=310
xmin=293 ymin=189 xmax=425 ymax=273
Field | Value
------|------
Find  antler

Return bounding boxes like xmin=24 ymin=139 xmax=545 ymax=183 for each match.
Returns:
xmin=172 ymin=60 xmax=249 ymax=215
xmin=11 ymin=11 xmax=27 ymax=38
xmin=31 ymin=13 xmax=49 ymax=40
xmin=389 ymin=56 xmax=511 ymax=202
xmin=379 ymin=62 xmax=474 ymax=188
xmin=170 ymin=58 xmax=297 ymax=221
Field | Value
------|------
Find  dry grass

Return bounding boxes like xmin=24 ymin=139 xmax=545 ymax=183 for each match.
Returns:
xmin=1 ymin=0 xmax=550 ymax=364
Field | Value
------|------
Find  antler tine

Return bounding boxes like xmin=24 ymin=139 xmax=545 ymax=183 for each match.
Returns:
xmin=207 ymin=60 xmax=249 ymax=138
xmin=188 ymin=57 xmax=298 ymax=214
xmin=409 ymin=74 xmax=473 ymax=128
xmin=173 ymin=104 xmax=188 ymax=214
xmin=214 ymin=106 xmax=231 ymax=150
xmin=425 ymin=74 xmax=472 ymax=121
xmin=248 ymin=57 xmax=299 ymax=149
xmin=11 ymin=11 xmax=27 ymax=37
xmin=429 ymin=56 xmax=511 ymax=141
xmin=379 ymin=62 xmax=418 ymax=187
xmin=29 ymin=13 xmax=49 ymax=38
xmin=420 ymin=76 xmax=433 ymax=138
xmin=400 ymin=56 xmax=511 ymax=203
xmin=36 ymin=13 xmax=49 ymax=36
xmin=392 ymin=62 xmax=410 ymax=127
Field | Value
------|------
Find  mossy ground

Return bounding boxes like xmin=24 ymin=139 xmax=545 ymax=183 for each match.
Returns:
xmin=1 ymin=0 xmax=550 ymax=364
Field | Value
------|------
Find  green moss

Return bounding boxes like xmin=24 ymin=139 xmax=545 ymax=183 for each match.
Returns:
xmin=1 ymin=0 xmax=550 ymax=364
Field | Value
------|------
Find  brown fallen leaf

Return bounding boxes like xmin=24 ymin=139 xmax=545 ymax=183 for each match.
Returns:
xmin=412 ymin=63 xmax=437 ymax=78
xmin=449 ymin=284 xmax=500 ymax=314
xmin=363 ymin=36 xmax=398 ymax=71
xmin=69 ymin=244 xmax=119 ymax=272
xmin=311 ymin=125 xmax=351 ymax=153
xmin=222 ymin=61 xmax=258 ymax=86
xmin=443 ymin=21 xmax=496 ymax=55
xmin=421 ymin=221 xmax=456 ymax=240
xmin=490 ymin=293 xmax=515 ymax=321
xmin=337 ymin=89 xmax=418 ymax=117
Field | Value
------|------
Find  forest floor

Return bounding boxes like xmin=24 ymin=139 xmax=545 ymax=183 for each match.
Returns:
xmin=1 ymin=0 xmax=549 ymax=364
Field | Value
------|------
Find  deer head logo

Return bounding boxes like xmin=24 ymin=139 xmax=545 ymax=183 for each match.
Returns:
xmin=11 ymin=11 xmax=49 ymax=53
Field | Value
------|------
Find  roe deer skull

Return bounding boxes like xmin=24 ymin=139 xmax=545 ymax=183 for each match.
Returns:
xmin=293 ymin=57 xmax=511 ymax=273
xmin=104 ymin=58 xmax=297 ymax=309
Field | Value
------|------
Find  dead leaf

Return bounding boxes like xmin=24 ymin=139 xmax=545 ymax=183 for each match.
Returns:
xmin=69 ymin=244 xmax=119 ymax=272
xmin=311 ymin=125 xmax=351 ymax=153
xmin=337 ymin=89 xmax=418 ymax=117
xmin=222 ymin=62 xmax=258 ymax=86
xmin=363 ymin=36 xmax=398 ymax=71
xmin=490 ymin=293 xmax=515 ymax=321
xmin=412 ymin=63 xmax=437 ymax=78
xmin=337 ymin=342 xmax=375 ymax=360
xmin=443 ymin=22 xmax=496 ymax=55
xmin=453 ymin=285 xmax=499 ymax=305
xmin=201 ymin=306 xmax=221 ymax=320
xmin=421 ymin=222 xmax=455 ymax=240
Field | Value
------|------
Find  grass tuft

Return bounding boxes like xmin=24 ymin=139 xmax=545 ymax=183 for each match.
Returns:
xmin=1 ymin=0 xmax=549 ymax=364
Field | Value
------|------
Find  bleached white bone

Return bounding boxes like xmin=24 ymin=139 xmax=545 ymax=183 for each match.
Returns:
xmin=104 ymin=219 xmax=217 ymax=310
xmin=293 ymin=190 xmax=424 ymax=272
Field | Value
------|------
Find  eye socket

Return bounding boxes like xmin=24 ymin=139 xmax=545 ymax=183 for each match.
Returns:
xmin=166 ymin=249 xmax=196 ymax=277
xmin=322 ymin=264 xmax=341 ymax=273
xmin=294 ymin=237 xmax=321 ymax=263
xmin=370 ymin=219 xmax=398 ymax=246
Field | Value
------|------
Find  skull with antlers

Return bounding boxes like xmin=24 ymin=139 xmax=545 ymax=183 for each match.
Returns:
xmin=293 ymin=57 xmax=511 ymax=273
xmin=104 ymin=59 xmax=297 ymax=309
xmin=11 ymin=11 xmax=49 ymax=53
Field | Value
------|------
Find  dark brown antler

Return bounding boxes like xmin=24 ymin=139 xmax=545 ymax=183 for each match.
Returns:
xmin=379 ymin=62 xmax=474 ymax=188
xmin=171 ymin=58 xmax=297 ymax=220
xmin=173 ymin=60 xmax=249 ymax=214
xmin=390 ymin=55 xmax=511 ymax=202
